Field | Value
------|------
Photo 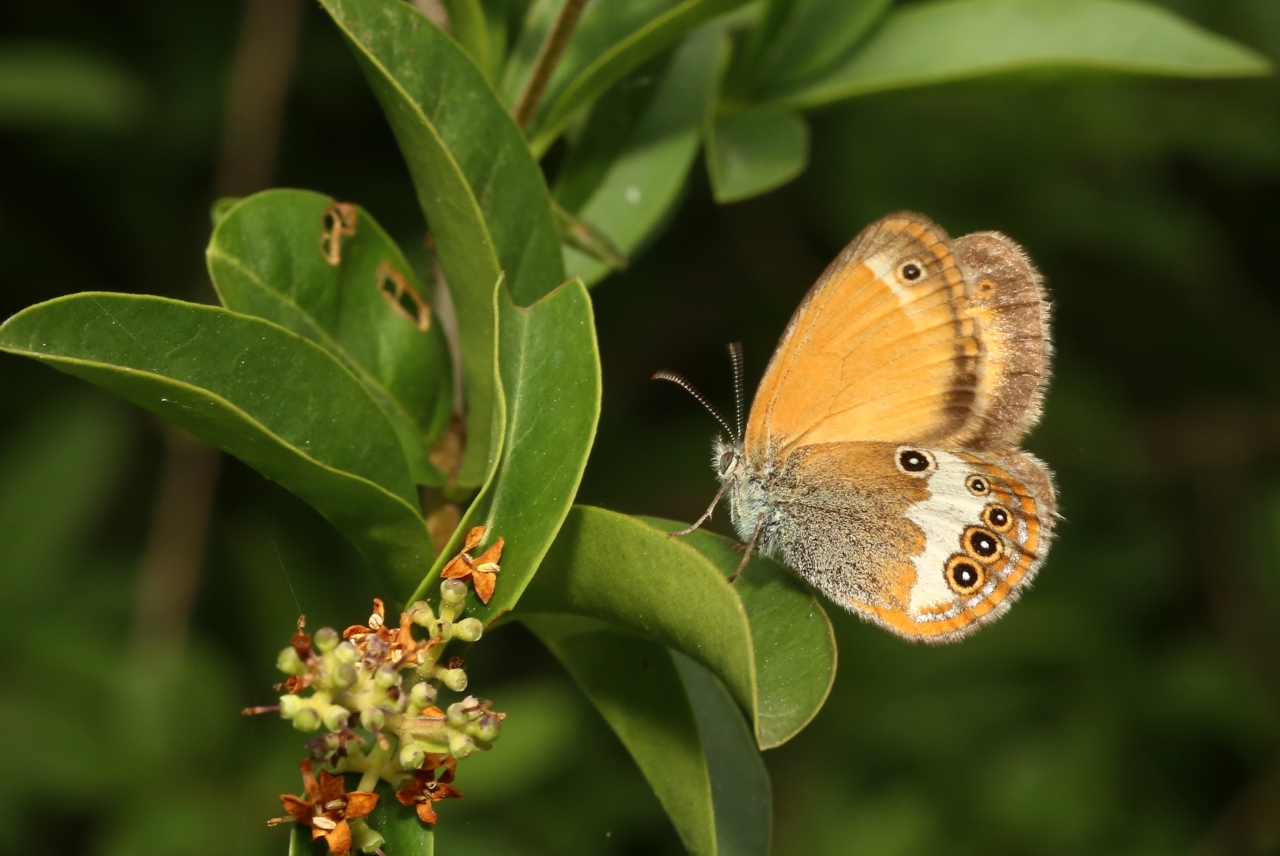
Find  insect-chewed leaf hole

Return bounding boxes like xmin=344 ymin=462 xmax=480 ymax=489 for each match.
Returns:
xmin=377 ymin=261 xmax=431 ymax=332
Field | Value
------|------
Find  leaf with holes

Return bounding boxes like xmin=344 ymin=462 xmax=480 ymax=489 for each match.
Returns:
xmin=0 ymin=293 xmax=437 ymax=592
xmin=208 ymin=189 xmax=452 ymax=485
xmin=320 ymin=0 xmax=564 ymax=487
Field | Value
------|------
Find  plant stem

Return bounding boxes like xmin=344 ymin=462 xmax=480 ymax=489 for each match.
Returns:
xmin=357 ymin=743 xmax=391 ymax=792
xmin=511 ymin=0 xmax=589 ymax=129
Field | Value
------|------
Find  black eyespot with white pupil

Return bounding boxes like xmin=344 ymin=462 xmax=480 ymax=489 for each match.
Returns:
xmin=900 ymin=262 xmax=922 ymax=281
xmin=983 ymin=504 xmax=1012 ymax=532
xmin=967 ymin=527 xmax=999 ymax=559
xmin=965 ymin=474 xmax=990 ymax=496
xmin=899 ymin=450 xmax=930 ymax=472
xmin=945 ymin=555 xmax=985 ymax=595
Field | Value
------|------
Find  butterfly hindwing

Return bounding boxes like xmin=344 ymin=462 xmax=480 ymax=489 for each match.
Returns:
xmin=751 ymin=442 xmax=1056 ymax=643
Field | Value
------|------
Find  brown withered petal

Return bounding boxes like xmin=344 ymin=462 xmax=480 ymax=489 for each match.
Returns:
xmin=343 ymin=598 xmax=387 ymax=639
xmin=323 ymin=820 xmax=353 ymax=855
xmin=473 ymin=571 xmax=496 ymax=604
xmin=440 ymin=554 xmax=472 ymax=580
xmin=462 ymin=526 xmax=486 ymax=552
xmin=343 ymin=791 xmax=379 ymax=819
xmin=472 ymin=539 xmax=503 ymax=565
xmin=280 ymin=794 xmax=313 ymax=824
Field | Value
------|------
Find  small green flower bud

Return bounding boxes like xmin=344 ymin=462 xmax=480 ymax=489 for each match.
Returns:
xmin=448 ymin=729 xmax=476 ymax=758
xmin=446 ymin=702 xmax=469 ymax=727
xmin=361 ymin=707 xmax=386 ymax=730
xmin=293 ymin=707 xmax=322 ymax=732
xmin=374 ymin=664 xmax=400 ymax=689
xmin=453 ymin=617 xmax=483 ymax=642
xmin=409 ymin=601 xmax=436 ymax=626
xmin=322 ymin=705 xmax=350 ymax=732
xmin=276 ymin=646 xmax=305 ymax=675
xmin=279 ymin=694 xmax=303 ymax=718
xmin=333 ymin=640 xmax=361 ymax=664
xmin=350 ymin=819 xmax=385 ymax=854
xmin=409 ymin=682 xmax=437 ymax=708
xmin=440 ymin=579 xmax=468 ymax=603
xmin=439 ymin=667 xmax=468 ymax=692
xmin=472 ymin=712 xmax=502 ymax=742
xmin=399 ymin=743 xmax=426 ymax=770
xmin=314 ymin=626 xmax=341 ymax=653
xmin=332 ymin=662 xmax=358 ymax=688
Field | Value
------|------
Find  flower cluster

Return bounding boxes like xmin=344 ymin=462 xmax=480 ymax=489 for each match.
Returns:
xmin=252 ymin=527 xmax=506 ymax=855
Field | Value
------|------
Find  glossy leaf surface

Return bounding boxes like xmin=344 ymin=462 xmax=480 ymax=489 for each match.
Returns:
xmin=521 ymin=0 xmax=749 ymax=154
xmin=753 ymin=0 xmax=891 ymax=92
xmin=409 ymin=279 xmax=601 ymax=622
xmin=208 ymin=189 xmax=452 ymax=485
xmin=521 ymin=506 xmax=836 ymax=748
xmin=321 ymin=0 xmax=564 ymax=485
xmin=707 ymin=107 xmax=810 ymax=203
xmin=558 ymin=24 xmax=722 ymax=285
xmin=0 ymin=294 xmax=436 ymax=591
xmin=778 ymin=0 xmax=1272 ymax=109
xmin=528 ymin=617 xmax=771 ymax=856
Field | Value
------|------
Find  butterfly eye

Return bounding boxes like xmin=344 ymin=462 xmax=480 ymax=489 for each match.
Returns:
xmin=945 ymin=555 xmax=986 ymax=596
xmin=899 ymin=262 xmax=923 ymax=282
xmin=896 ymin=447 xmax=935 ymax=475
xmin=719 ymin=450 xmax=736 ymax=475
xmin=965 ymin=474 xmax=990 ymax=496
xmin=983 ymin=504 xmax=1013 ymax=533
xmin=962 ymin=526 xmax=1003 ymax=563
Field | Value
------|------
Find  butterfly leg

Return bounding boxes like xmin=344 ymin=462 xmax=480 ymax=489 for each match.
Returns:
xmin=728 ymin=511 xmax=766 ymax=583
xmin=667 ymin=478 xmax=732 ymax=537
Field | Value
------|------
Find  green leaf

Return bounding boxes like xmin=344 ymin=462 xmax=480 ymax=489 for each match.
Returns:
xmin=442 ymin=0 xmax=492 ymax=79
xmin=365 ymin=785 xmax=435 ymax=856
xmin=523 ymin=0 xmax=751 ymax=155
xmin=208 ymin=189 xmax=452 ymax=486
xmin=777 ymin=0 xmax=1273 ymax=110
xmin=0 ymin=294 xmax=437 ymax=592
xmin=707 ymin=107 xmax=810 ymax=203
xmin=520 ymin=506 xmax=836 ymax=748
xmin=408 ymin=279 xmax=601 ymax=621
xmin=320 ymin=0 xmax=564 ymax=486
xmin=0 ymin=44 xmax=147 ymax=132
xmin=660 ymin=517 xmax=838 ymax=748
xmin=526 ymin=616 xmax=770 ymax=856
xmin=558 ymin=23 xmax=722 ymax=286
xmin=673 ymin=650 xmax=772 ymax=856
xmin=754 ymin=0 xmax=892 ymax=92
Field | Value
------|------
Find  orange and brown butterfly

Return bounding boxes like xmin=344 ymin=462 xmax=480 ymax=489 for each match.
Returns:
xmin=656 ymin=212 xmax=1056 ymax=643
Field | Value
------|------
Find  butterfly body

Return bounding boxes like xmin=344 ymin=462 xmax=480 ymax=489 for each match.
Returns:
xmin=708 ymin=212 xmax=1057 ymax=643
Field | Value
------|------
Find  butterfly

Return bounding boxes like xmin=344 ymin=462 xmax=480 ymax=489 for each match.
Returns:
xmin=657 ymin=212 xmax=1057 ymax=642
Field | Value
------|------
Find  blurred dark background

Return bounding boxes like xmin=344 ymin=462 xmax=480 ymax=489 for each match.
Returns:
xmin=3 ymin=1 xmax=1279 ymax=854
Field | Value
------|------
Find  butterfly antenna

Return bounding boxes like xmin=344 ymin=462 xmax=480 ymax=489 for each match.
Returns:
xmin=728 ymin=342 xmax=744 ymax=443
xmin=652 ymin=371 xmax=737 ymax=440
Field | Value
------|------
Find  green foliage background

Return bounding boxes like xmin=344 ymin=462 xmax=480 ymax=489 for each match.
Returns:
xmin=2 ymin=0 xmax=1279 ymax=854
